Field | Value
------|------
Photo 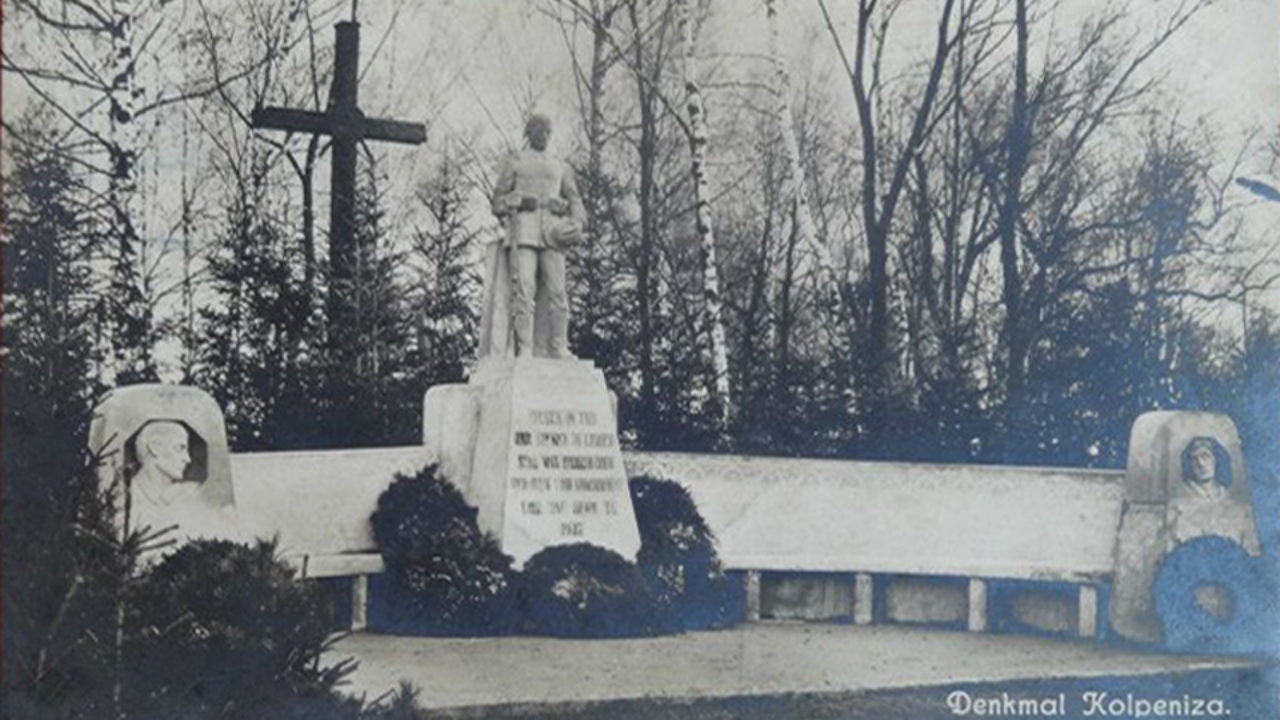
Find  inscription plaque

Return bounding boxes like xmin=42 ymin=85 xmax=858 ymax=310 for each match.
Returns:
xmin=430 ymin=357 xmax=641 ymax=567
xmin=499 ymin=360 xmax=640 ymax=565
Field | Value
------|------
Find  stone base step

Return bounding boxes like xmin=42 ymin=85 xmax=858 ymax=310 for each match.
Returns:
xmin=326 ymin=623 xmax=1271 ymax=714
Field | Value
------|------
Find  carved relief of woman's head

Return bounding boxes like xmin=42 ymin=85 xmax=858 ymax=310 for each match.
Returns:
xmin=1180 ymin=436 xmax=1232 ymax=489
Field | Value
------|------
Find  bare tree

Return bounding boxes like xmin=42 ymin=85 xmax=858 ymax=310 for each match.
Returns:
xmin=3 ymin=0 xmax=303 ymax=381
xmin=818 ymin=0 xmax=974 ymax=422
xmin=677 ymin=0 xmax=732 ymax=432
xmin=970 ymin=0 xmax=1214 ymax=444
xmin=765 ymin=0 xmax=835 ymax=285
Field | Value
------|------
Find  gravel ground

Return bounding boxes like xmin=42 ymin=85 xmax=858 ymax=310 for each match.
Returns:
xmin=326 ymin=622 xmax=1273 ymax=716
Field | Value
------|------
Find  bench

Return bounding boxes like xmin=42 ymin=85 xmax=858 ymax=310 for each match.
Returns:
xmin=230 ymin=446 xmax=424 ymax=629
xmin=230 ymin=445 xmax=1126 ymax=637
xmin=625 ymin=452 xmax=1126 ymax=637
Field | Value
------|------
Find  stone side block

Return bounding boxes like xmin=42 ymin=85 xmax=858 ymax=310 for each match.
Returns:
xmin=469 ymin=364 xmax=519 ymax=540
xmin=1109 ymin=504 xmax=1167 ymax=643
xmin=1111 ymin=411 xmax=1260 ymax=645
xmin=1126 ymin=411 xmax=1247 ymax=504
xmin=423 ymin=383 xmax=481 ymax=495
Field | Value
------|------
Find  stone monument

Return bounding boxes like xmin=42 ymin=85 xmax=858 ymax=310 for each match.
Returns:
xmin=89 ymin=384 xmax=240 ymax=562
xmin=424 ymin=114 xmax=637 ymax=568
xmin=1109 ymin=411 xmax=1261 ymax=643
xmin=426 ymin=358 xmax=640 ymax=568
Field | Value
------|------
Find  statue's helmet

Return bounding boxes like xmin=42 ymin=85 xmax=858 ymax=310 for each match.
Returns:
xmin=525 ymin=113 xmax=552 ymax=142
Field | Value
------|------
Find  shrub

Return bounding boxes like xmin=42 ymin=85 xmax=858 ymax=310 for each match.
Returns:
xmin=125 ymin=539 xmax=349 ymax=718
xmin=519 ymin=543 xmax=660 ymax=637
xmin=367 ymin=467 xmax=739 ymax=638
xmin=630 ymin=475 xmax=741 ymax=630
xmin=370 ymin=464 xmax=516 ymax=635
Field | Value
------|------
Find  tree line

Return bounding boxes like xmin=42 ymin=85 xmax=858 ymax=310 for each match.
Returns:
xmin=3 ymin=0 xmax=1277 ymax=467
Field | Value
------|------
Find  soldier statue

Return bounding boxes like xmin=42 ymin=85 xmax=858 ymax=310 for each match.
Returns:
xmin=481 ymin=114 xmax=585 ymax=359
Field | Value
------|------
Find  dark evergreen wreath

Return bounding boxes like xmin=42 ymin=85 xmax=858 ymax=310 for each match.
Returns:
xmin=518 ymin=543 xmax=660 ymax=637
xmin=370 ymin=464 xmax=517 ymax=635
xmin=630 ymin=475 xmax=741 ymax=630
xmin=1154 ymin=535 xmax=1278 ymax=656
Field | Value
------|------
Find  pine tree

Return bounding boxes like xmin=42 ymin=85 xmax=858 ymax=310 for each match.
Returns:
xmin=411 ymin=152 xmax=482 ymax=387
xmin=2 ymin=119 xmax=114 ymax=709
xmin=318 ymin=160 xmax=420 ymax=447
xmin=196 ymin=152 xmax=320 ymax=450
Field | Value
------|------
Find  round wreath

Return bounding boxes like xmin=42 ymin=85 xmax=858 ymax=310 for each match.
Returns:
xmin=1153 ymin=535 xmax=1276 ymax=655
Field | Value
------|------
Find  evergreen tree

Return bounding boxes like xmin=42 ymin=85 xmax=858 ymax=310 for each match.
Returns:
xmin=2 ymin=119 xmax=114 ymax=710
xmin=411 ymin=151 xmax=482 ymax=387
xmin=196 ymin=152 xmax=320 ymax=450
xmin=318 ymin=161 xmax=421 ymax=447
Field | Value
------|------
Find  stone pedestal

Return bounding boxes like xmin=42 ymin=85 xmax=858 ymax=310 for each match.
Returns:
xmin=423 ymin=357 xmax=640 ymax=568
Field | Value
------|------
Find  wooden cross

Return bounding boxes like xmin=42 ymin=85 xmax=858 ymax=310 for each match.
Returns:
xmin=252 ymin=20 xmax=425 ymax=327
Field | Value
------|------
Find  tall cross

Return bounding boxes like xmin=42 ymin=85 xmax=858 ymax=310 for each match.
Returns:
xmin=252 ymin=21 xmax=425 ymax=331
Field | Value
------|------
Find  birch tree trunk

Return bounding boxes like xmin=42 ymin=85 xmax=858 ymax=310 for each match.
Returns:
xmin=107 ymin=0 xmax=155 ymax=383
xmin=679 ymin=0 xmax=733 ymax=431
xmin=108 ymin=0 xmax=150 ymax=678
xmin=765 ymin=0 xmax=838 ymax=286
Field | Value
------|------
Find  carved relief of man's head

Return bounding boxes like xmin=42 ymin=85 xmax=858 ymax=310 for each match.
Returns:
xmin=525 ymin=114 xmax=551 ymax=151
xmin=1180 ymin=436 xmax=1231 ymax=490
xmin=135 ymin=420 xmax=192 ymax=484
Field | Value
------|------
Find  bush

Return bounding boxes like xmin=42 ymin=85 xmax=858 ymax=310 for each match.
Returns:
xmin=519 ymin=543 xmax=660 ymax=637
xmin=367 ymin=467 xmax=739 ymax=638
xmin=126 ymin=539 xmax=350 ymax=718
xmin=370 ymin=465 xmax=517 ymax=635
xmin=630 ymin=475 xmax=741 ymax=630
